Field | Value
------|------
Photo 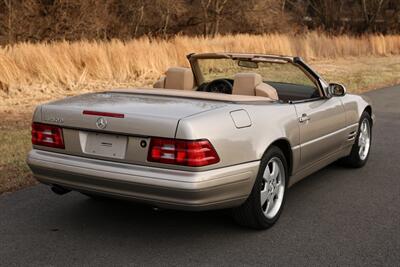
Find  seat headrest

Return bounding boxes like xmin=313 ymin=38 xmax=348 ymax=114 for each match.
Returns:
xmin=255 ymin=83 xmax=279 ymax=100
xmin=164 ymin=67 xmax=194 ymax=90
xmin=232 ymin=73 xmax=262 ymax=96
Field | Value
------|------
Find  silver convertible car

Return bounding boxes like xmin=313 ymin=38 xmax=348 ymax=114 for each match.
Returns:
xmin=27 ymin=52 xmax=374 ymax=229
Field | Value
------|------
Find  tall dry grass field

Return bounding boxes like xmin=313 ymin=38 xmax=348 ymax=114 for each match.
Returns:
xmin=1 ymin=32 xmax=400 ymax=194
xmin=1 ymin=32 xmax=400 ymax=112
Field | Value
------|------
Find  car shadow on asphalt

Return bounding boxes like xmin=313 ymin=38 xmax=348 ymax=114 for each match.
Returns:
xmin=43 ymin=162 xmax=351 ymax=238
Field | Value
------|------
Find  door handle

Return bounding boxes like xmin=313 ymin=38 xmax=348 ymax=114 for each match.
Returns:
xmin=299 ymin=113 xmax=310 ymax=123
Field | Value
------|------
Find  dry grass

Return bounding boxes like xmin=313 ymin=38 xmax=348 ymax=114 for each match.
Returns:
xmin=312 ymin=56 xmax=400 ymax=92
xmin=0 ymin=116 xmax=36 ymax=194
xmin=1 ymin=32 xmax=400 ymax=108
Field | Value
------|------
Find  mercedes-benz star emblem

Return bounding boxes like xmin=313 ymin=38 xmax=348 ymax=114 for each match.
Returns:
xmin=96 ymin=117 xmax=107 ymax=129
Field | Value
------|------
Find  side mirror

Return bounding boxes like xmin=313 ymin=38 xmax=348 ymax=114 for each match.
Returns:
xmin=328 ymin=83 xmax=347 ymax=97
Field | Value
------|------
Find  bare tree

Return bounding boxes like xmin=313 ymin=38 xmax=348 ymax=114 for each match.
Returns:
xmin=200 ymin=0 xmax=212 ymax=36
xmin=211 ymin=0 xmax=229 ymax=36
xmin=360 ymin=0 xmax=387 ymax=31
xmin=3 ymin=0 xmax=12 ymax=44
xmin=0 ymin=0 xmax=399 ymax=44
xmin=281 ymin=0 xmax=286 ymax=14
xmin=308 ymin=0 xmax=346 ymax=31
xmin=160 ymin=2 xmax=171 ymax=38
xmin=198 ymin=0 xmax=230 ymax=36
xmin=134 ymin=4 xmax=145 ymax=37
xmin=142 ymin=0 xmax=186 ymax=38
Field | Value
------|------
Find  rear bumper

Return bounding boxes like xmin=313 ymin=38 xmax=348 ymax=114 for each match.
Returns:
xmin=27 ymin=149 xmax=259 ymax=210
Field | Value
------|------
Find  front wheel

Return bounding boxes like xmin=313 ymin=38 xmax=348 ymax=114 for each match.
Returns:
xmin=340 ymin=111 xmax=372 ymax=168
xmin=232 ymin=146 xmax=288 ymax=229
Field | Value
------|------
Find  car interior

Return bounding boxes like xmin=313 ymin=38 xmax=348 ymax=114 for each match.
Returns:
xmin=153 ymin=66 xmax=321 ymax=103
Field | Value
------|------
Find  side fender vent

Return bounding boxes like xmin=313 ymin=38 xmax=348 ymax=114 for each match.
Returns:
xmin=348 ymin=130 xmax=357 ymax=140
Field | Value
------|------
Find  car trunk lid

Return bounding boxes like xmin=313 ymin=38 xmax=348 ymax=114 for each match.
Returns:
xmin=36 ymin=91 xmax=226 ymax=167
xmin=41 ymin=91 xmax=226 ymax=137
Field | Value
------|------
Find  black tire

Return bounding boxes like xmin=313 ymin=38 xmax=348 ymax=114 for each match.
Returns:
xmin=232 ymin=146 xmax=288 ymax=229
xmin=340 ymin=111 xmax=372 ymax=168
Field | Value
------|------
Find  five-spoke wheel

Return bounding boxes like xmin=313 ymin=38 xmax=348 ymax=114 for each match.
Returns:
xmin=232 ymin=146 xmax=288 ymax=229
xmin=358 ymin=118 xmax=371 ymax=161
xmin=340 ymin=111 xmax=372 ymax=167
xmin=260 ymin=157 xmax=285 ymax=219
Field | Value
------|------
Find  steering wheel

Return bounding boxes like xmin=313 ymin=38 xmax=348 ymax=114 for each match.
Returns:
xmin=203 ymin=79 xmax=233 ymax=94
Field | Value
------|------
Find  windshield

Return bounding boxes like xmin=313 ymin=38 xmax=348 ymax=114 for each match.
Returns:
xmin=197 ymin=58 xmax=316 ymax=87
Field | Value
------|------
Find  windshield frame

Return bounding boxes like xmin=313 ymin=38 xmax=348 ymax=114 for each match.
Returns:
xmin=188 ymin=53 xmax=328 ymax=99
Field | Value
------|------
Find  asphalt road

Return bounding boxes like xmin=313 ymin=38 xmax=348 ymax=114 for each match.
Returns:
xmin=1 ymin=86 xmax=399 ymax=266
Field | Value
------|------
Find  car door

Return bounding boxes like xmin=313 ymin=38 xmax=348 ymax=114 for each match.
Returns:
xmin=294 ymin=97 xmax=346 ymax=169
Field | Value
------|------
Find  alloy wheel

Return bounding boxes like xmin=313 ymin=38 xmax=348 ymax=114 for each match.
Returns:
xmin=358 ymin=119 xmax=371 ymax=161
xmin=260 ymin=157 xmax=286 ymax=219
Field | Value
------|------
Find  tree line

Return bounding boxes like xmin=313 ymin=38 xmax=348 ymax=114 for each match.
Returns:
xmin=0 ymin=0 xmax=399 ymax=44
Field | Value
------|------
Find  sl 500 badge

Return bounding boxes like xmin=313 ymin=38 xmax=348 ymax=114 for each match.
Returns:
xmin=45 ymin=117 xmax=64 ymax=123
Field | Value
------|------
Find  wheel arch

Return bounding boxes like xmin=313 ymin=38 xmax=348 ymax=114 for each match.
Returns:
xmin=364 ymin=105 xmax=373 ymax=125
xmin=265 ymin=138 xmax=293 ymax=177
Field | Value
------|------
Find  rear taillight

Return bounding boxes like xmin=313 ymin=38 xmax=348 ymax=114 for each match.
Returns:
xmin=147 ymin=138 xmax=219 ymax=167
xmin=31 ymin=123 xmax=65 ymax=149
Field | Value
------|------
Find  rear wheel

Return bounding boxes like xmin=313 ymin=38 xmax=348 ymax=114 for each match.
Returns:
xmin=232 ymin=146 xmax=288 ymax=229
xmin=340 ymin=111 xmax=372 ymax=167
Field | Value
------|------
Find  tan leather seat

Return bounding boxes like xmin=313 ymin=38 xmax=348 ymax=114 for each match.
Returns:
xmin=232 ymin=73 xmax=262 ymax=96
xmin=153 ymin=76 xmax=166 ymax=89
xmin=232 ymin=73 xmax=278 ymax=100
xmin=255 ymin=83 xmax=279 ymax=100
xmin=153 ymin=67 xmax=194 ymax=90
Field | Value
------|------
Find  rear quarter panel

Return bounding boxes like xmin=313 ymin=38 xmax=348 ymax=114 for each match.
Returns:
xmin=176 ymin=102 xmax=300 ymax=172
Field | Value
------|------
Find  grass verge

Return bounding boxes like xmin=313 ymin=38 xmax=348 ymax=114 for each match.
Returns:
xmin=311 ymin=56 xmax=400 ymax=93
xmin=0 ymin=117 xmax=36 ymax=194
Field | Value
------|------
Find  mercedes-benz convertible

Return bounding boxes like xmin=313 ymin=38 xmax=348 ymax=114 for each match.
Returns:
xmin=27 ymin=52 xmax=374 ymax=229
